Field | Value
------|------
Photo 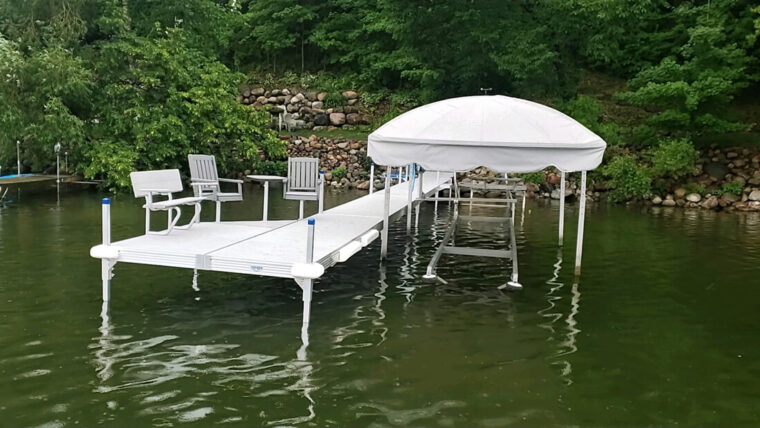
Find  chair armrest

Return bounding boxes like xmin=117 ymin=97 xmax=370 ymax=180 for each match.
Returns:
xmin=142 ymin=188 xmax=173 ymax=195
xmin=218 ymin=178 xmax=244 ymax=184
xmin=191 ymin=178 xmax=217 ymax=183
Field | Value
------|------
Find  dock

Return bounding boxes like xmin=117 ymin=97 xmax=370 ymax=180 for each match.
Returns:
xmin=91 ymin=172 xmax=452 ymax=344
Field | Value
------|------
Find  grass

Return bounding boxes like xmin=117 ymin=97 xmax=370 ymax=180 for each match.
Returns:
xmin=284 ymin=127 xmax=371 ymax=141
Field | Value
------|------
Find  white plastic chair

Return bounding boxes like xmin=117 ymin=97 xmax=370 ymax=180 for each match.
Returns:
xmin=188 ymin=154 xmax=244 ymax=222
xmin=283 ymin=157 xmax=324 ymax=219
xmin=130 ymin=169 xmax=207 ymax=235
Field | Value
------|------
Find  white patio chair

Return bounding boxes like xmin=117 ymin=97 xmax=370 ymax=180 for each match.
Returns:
xmin=283 ymin=157 xmax=324 ymax=219
xmin=130 ymin=169 xmax=207 ymax=235
xmin=188 ymin=154 xmax=244 ymax=222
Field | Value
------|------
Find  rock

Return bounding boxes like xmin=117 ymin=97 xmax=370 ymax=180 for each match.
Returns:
xmin=526 ymin=183 xmax=539 ymax=192
xmin=312 ymin=101 xmax=323 ymax=110
xmin=242 ymin=88 xmax=251 ymax=98
xmin=256 ymin=96 xmax=267 ymax=104
xmin=342 ymin=90 xmax=358 ymax=99
xmin=734 ymin=159 xmax=746 ymax=168
xmin=314 ymin=113 xmax=329 ymax=126
xmin=674 ymin=188 xmax=687 ymax=199
xmin=329 ymin=112 xmax=346 ymax=126
xmin=317 ymin=92 xmax=327 ymax=101
xmin=357 ymin=180 xmax=370 ymax=190
xmin=727 ymin=151 xmax=738 ymax=158
xmin=705 ymin=162 xmax=729 ymax=179
xmin=337 ymin=142 xmax=349 ymax=149
xmin=282 ymin=88 xmax=291 ymax=96
xmin=324 ymin=171 xmax=333 ymax=181
xmin=347 ymin=98 xmax=359 ymax=105
xmin=346 ymin=113 xmax=362 ymax=125
xmin=286 ymin=103 xmax=299 ymax=113
xmin=662 ymin=199 xmax=676 ymax=207
xmin=547 ymin=173 xmax=560 ymax=185
xmin=267 ymin=97 xmax=278 ymax=104
xmin=485 ymin=190 xmax=502 ymax=198
xmin=252 ymin=87 xmax=265 ymax=96
xmin=701 ymin=196 xmax=719 ymax=209
xmin=652 ymin=196 xmax=663 ymax=205
xmin=749 ymin=190 xmax=760 ymax=201
xmin=686 ymin=193 xmax=702 ymax=203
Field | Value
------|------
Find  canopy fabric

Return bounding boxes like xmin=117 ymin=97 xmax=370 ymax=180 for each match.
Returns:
xmin=368 ymin=95 xmax=607 ymax=173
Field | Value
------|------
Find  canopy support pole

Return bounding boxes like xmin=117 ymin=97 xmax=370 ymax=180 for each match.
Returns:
xmin=381 ymin=167 xmax=391 ymax=259
xmin=559 ymin=171 xmax=566 ymax=245
xmin=300 ymin=218 xmax=316 ymax=346
xmin=101 ymin=198 xmax=114 ymax=302
xmin=415 ymin=167 xmax=423 ymax=228
xmin=574 ymin=171 xmax=587 ymax=276
xmin=406 ymin=164 xmax=413 ymax=234
xmin=369 ymin=163 xmax=375 ymax=194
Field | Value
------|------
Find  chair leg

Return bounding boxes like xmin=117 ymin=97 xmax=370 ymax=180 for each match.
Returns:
xmin=215 ymin=200 xmax=221 ymax=222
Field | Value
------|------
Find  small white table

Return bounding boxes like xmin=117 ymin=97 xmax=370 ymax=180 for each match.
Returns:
xmin=248 ymin=175 xmax=287 ymax=221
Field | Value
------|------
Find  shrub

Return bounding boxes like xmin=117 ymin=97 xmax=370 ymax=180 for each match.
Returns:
xmin=603 ymin=155 xmax=651 ymax=202
xmin=256 ymin=160 xmax=287 ymax=177
xmin=560 ymin=96 xmax=621 ymax=145
xmin=323 ymin=91 xmax=346 ymax=108
xmin=713 ymin=181 xmax=743 ymax=196
xmin=520 ymin=172 xmax=545 ymax=185
xmin=332 ymin=166 xmax=347 ymax=180
xmin=650 ymin=138 xmax=697 ymax=180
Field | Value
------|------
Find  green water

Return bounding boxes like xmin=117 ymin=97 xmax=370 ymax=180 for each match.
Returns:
xmin=1 ymin=187 xmax=759 ymax=427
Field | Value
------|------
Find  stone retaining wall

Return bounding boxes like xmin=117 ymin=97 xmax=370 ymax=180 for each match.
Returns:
xmin=238 ymin=87 xmax=368 ymax=131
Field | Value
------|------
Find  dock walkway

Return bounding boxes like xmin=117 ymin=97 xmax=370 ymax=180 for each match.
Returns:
xmin=107 ymin=171 xmax=451 ymax=279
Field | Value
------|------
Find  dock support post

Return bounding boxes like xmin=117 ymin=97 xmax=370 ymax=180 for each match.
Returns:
xmin=559 ymin=171 xmax=566 ymax=245
xmin=215 ymin=201 xmax=221 ymax=222
xmin=381 ymin=167 xmax=391 ymax=259
xmin=300 ymin=218 xmax=316 ymax=345
xmin=17 ymin=141 xmax=21 ymax=175
xmin=574 ymin=171 xmax=587 ymax=276
xmin=415 ymin=167 xmax=423 ymax=228
xmin=406 ymin=165 xmax=414 ymax=235
xmin=299 ymin=201 xmax=304 ymax=220
xmin=318 ymin=170 xmax=325 ymax=214
xmin=262 ymin=181 xmax=270 ymax=221
xmin=101 ymin=198 xmax=113 ymax=302
xmin=369 ymin=162 xmax=375 ymax=195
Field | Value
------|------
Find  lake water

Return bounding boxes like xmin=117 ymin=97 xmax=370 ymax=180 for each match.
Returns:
xmin=1 ymin=186 xmax=759 ymax=427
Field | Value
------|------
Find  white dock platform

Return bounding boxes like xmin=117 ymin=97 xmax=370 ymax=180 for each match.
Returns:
xmin=105 ymin=172 xmax=451 ymax=279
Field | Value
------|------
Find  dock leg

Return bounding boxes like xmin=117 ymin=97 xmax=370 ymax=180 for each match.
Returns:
xmin=406 ymin=168 xmax=413 ymax=235
xmin=381 ymin=168 xmax=391 ymax=259
xmin=559 ymin=171 xmax=566 ymax=245
xmin=299 ymin=200 xmax=304 ymax=220
xmin=101 ymin=198 xmax=114 ymax=302
xmin=215 ymin=200 xmax=221 ymax=222
xmin=102 ymin=260 xmax=114 ymax=302
xmin=301 ymin=278 xmax=312 ymax=346
xmin=318 ymin=170 xmax=325 ymax=214
xmin=369 ymin=163 xmax=375 ymax=194
xmin=262 ymin=181 xmax=269 ymax=221
xmin=415 ymin=169 xmax=423 ymax=228
xmin=574 ymin=171 xmax=587 ymax=276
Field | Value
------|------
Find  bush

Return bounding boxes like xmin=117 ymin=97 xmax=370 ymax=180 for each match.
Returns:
xmin=520 ymin=172 xmax=545 ymax=185
xmin=714 ymin=181 xmax=743 ymax=196
xmin=650 ymin=138 xmax=697 ymax=180
xmin=256 ymin=160 xmax=287 ymax=177
xmin=323 ymin=91 xmax=346 ymax=108
xmin=560 ymin=96 xmax=621 ymax=145
xmin=332 ymin=166 xmax=347 ymax=180
xmin=603 ymin=155 xmax=651 ymax=202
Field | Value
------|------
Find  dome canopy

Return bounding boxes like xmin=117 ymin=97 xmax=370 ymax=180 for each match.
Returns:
xmin=368 ymin=95 xmax=606 ymax=173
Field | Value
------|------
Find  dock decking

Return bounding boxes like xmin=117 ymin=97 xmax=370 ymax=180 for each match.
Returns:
xmin=105 ymin=171 xmax=451 ymax=279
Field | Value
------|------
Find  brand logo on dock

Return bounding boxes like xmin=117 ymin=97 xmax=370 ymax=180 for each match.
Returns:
xmin=250 ymin=265 xmax=263 ymax=272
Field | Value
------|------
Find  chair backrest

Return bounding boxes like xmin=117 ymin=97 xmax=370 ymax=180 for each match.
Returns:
xmin=130 ymin=169 xmax=183 ymax=198
xmin=188 ymin=154 xmax=220 ymax=183
xmin=287 ymin=157 xmax=319 ymax=191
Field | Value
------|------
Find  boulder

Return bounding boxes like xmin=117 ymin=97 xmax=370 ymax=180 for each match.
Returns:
xmin=312 ymin=101 xmax=324 ymax=110
xmin=749 ymin=190 xmax=760 ymax=201
xmin=317 ymin=92 xmax=327 ymax=101
xmin=701 ymin=196 xmax=719 ymax=209
xmin=267 ymin=96 xmax=278 ymax=104
xmin=256 ymin=96 xmax=267 ymax=104
xmin=251 ymin=87 xmax=265 ymax=96
xmin=674 ymin=188 xmax=687 ymax=199
xmin=686 ymin=193 xmax=702 ymax=203
xmin=704 ymin=162 xmax=729 ymax=179
xmin=357 ymin=180 xmax=370 ymax=190
xmin=242 ymin=88 xmax=251 ymax=98
xmin=346 ymin=113 xmax=362 ymax=125
xmin=734 ymin=159 xmax=747 ymax=168
xmin=652 ymin=196 xmax=663 ymax=205
xmin=282 ymin=88 xmax=291 ymax=96
xmin=546 ymin=173 xmax=560 ymax=185
xmin=347 ymin=98 xmax=359 ymax=106
xmin=342 ymin=90 xmax=358 ymax=99
xmin=314 ymin=113 xmax=329 ymax=126
xmin=329 ymin=113 xmax=346 ymax=126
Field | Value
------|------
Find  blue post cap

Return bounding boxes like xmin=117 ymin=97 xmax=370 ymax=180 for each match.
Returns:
xmin=371 ymin=162 xmax=374 ymax=165
xmin=102 ymin=198 xmax=111 ymax=205
xmin=320 ymin=170 xmax=324 ymax=174
xmin=307 ymin=218 xmax=315 ymax=225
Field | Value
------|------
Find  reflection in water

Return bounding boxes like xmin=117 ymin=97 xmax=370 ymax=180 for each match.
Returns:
xmin=331 ymin=264 xmax=389 ymax=350
xmin=538 ymin=249 xmax=581 ymax=385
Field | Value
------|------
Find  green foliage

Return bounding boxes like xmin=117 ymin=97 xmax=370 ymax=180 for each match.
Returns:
xmin=603 ymin=155 xmax=651 ymax=202
xmin=560 ymin=96 xmax=621 ymax=145
xmin=323 ymin=91 xmax=346 ymax=108
xmin=713 ymin=181 xmax=743 ymax=197
xmin=256 ymin=160 xmax=288 ymax=177
xmin=332 ymin=166 xmax=347 ymax=180
xmin=650 ymin=138 xmax=697 ymax=180
xmin=520 ymin=172 xmax=545 ymax=185
xmin=83 ymin=29 xmax=283 ymax=188
xmin=615 ymin=3 xmax=754 ymax=138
